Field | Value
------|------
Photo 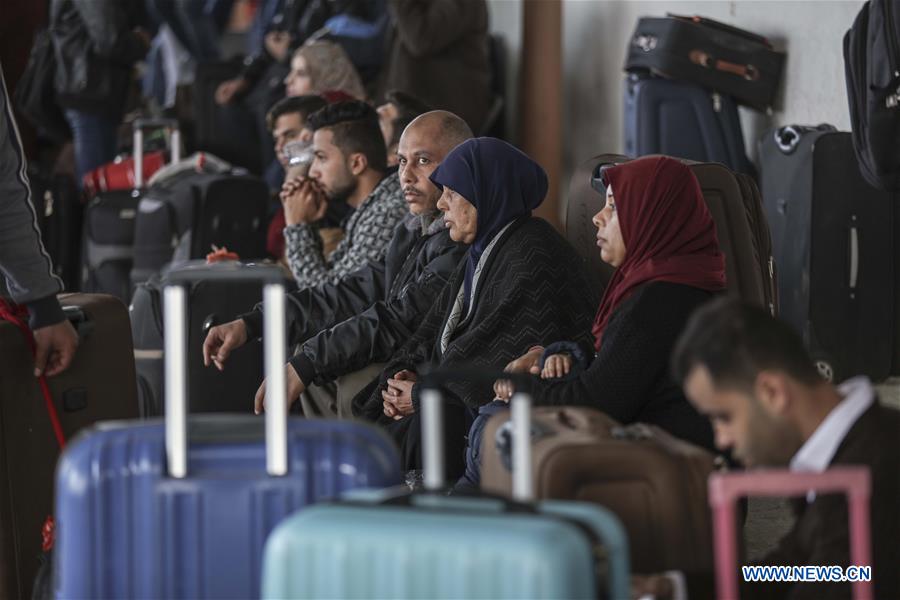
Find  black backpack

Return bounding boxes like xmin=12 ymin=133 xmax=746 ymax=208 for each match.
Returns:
xmin=843 ymin=0 xmax=900 ymax=191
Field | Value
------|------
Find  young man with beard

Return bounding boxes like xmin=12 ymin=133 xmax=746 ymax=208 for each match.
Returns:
xmin=633 ymin=298 xmax=900 ymax=600
xmin=279 ymin=100 xmax=407 ymax=287
xmin=203 ymin=111 xmax=472 ymax=418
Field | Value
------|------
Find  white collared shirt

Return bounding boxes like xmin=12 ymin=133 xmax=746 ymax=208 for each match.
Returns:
xmin=790 ymin=376 xmax=875 ymax=474
xmin=662 ymin=377 xmax=877 ymax=600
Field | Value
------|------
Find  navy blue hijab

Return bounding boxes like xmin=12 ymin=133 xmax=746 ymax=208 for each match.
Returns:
xmin=429 ymin=137 xmax=548 ymax=312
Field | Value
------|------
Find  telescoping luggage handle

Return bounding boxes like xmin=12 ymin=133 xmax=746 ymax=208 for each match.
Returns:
xmin=132 ymin=117 xmax=181 ymax=189
xmin=708 ymin=467 xmax=873 ymax=600
xmin=162 ymin=262 xmax=288 ymax=478
xmin=419 ymin=370 xmax=535 ymax=501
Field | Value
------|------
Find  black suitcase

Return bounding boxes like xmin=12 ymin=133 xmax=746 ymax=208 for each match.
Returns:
xmin=0 ymin=293 xmax=138 ymax=600
xmin=130 ymin=262 xmax=291 ymax=416
xmin=623 ymin=74 xmax=755 ymax=177
xmin=81 ymin=119 xmax=179 ymax=302
xmin=27 ymin=169 xmax=82 ymax=291
xmin=131 ymin=171 xmax=270 ymax=287
xmin=759 ymin=126 xmax=894 ymax=382
xmin=625 ymin=14 xmax=786 ymax=112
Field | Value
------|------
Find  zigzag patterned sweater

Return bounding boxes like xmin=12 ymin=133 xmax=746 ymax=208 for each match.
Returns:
xmin=353 ymin=216 xmax=598 ymax=420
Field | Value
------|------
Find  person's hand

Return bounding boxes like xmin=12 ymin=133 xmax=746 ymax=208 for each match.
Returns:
xmin=254 ymin=363 xmax=305 ymax=414
xmin=279 ymin=176 xmax=306 ymax=202
xmin=541 ymin=353 xmax=572 ymax=379
xmin=282 ymin=179 xmax=327 ymax=226
xmin=630 ymin=574 xmax=674 ymax=600
xmin=32 ymin=320 xmax=79 ymax=377
xmin=382 ymin=370 xmax=417 ymax=419
xmin=264 ymin=31 xmax=291 ymax=62
xmin=493 ymin=346 xmax=544 ymax=401
xmin=215 ymin=77 xmax=249 ymax=105
xmin=202 ymin=319 xmax=248 ymax=371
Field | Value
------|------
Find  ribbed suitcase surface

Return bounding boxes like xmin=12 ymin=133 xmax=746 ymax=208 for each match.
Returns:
xmin=55 ymin=417 xmax=401 ymax=599
xmin=262 ymin=493 xmax=628 ymax=600
xmin=261 ymin=383 xmax=630 ymax=600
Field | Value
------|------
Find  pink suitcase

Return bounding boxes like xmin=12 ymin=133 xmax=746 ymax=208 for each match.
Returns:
xmin=708 ymin=467 xmax=873 ymax=600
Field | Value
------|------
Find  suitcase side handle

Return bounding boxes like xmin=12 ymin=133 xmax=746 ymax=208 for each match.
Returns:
xmin=162 ymin=264 xmax=288 ymax=478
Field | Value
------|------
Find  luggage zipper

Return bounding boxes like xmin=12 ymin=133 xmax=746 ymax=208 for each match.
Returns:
xmin=768 ymin=256 xmax=776 ymax=316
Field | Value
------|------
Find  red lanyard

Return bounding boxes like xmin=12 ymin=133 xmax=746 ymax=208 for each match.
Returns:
xmin=0 ymin=299 xmax=66 ymax=449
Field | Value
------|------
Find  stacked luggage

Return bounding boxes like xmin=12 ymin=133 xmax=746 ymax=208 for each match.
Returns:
xmin=623 ymin=14 xmax=786 ymax=175
xmin=81 ymin=118 xmax=271 ymax=303
xmin=80 ymin=119 xmax=181 ymax=302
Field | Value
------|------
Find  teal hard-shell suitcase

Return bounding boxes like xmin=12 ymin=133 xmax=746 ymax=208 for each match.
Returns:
xmin=261 ymin=379 xmax=630 ymax=599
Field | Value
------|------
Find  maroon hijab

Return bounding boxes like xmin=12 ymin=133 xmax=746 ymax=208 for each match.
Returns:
xmin=591 ymin=156 xmax=727 ymax=350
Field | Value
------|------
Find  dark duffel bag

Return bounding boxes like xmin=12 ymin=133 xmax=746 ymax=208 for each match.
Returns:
xmin=843 ymin=0 xmax=900 ymax=192
xmin=625 ymin=14 xmax=786 ymax=112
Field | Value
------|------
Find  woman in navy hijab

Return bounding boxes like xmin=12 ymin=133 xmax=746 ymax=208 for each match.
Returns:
xmin=352 ymin=138 xmax=597 ymax=478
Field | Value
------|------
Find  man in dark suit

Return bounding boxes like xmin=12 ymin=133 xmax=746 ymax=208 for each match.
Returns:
xmin=633 ymin=298 xmax=900 ymax=600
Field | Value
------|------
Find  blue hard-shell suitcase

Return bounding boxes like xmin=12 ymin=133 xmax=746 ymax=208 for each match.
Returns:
xmin=624 ymin=74 xmax=756 ymax=177
xmin=261 ymin=376 xmax=630 ymax=600
xmin=54 ymin=263 xmax=402 ymax=599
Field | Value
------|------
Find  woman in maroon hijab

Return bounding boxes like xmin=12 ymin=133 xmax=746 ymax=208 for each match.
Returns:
xmin=493 ymin=155 xmax=727 ymax=452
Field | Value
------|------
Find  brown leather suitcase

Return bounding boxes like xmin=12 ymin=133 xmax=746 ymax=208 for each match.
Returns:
xmin=0 ymin=293 xmax=138 ymax=599
xmin=566 ymin=153 xmax=777 ymax=314
xmin=480 ymin=405 xmax=716 ymax=574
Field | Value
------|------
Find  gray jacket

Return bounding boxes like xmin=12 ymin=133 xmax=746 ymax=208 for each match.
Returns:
xmin=0 ymin=65 xmax=64 ymax=329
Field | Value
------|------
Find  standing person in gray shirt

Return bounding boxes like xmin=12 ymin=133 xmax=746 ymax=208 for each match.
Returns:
xmin=0 ymin=65 xmax=78 ymax=376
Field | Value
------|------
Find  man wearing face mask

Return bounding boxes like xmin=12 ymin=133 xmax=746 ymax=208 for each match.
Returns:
xmin=204 ymin=111 xmax=472 ymax=418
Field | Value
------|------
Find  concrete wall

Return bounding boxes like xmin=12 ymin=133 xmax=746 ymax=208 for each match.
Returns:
xmin=488 ymin=0 xmax=865 ymax=209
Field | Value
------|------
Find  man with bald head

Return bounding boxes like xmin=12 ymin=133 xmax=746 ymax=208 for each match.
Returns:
xmin=203 ymin=111 xmax=473 ymax=417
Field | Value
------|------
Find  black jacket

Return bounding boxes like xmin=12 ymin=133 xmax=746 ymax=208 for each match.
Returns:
xmin=354 ymin=216 xmax=599 ymax=419
xmin=241 ymin=212 xmax=465 ymax=385
xmin=687 ymin=401 xmax=900 ymax=600
xmin=49 ymin=0 xmax=147 ymax=115
xmin=523 ymin=281 xmax=717 ymax=453
xmin=351 ymin=216 xmax=598 ymax=475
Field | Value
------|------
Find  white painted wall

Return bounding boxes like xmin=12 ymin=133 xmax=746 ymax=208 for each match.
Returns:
xmin=487 ymin=0 xmax=865 ymax=207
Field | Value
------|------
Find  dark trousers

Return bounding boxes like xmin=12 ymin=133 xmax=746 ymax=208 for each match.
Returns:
xmin=63 ymin=109 xmax=117 ymax=189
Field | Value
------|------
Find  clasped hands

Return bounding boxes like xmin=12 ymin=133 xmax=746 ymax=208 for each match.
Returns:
xmin=281 ymin=177 xmax=327 ymax=226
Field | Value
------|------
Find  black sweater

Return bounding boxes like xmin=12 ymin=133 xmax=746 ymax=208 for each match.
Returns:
xmin=353 ymin=216 xmax=598 ymax=420
xmin=524 ymin=281 xmax=716 ymax=452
